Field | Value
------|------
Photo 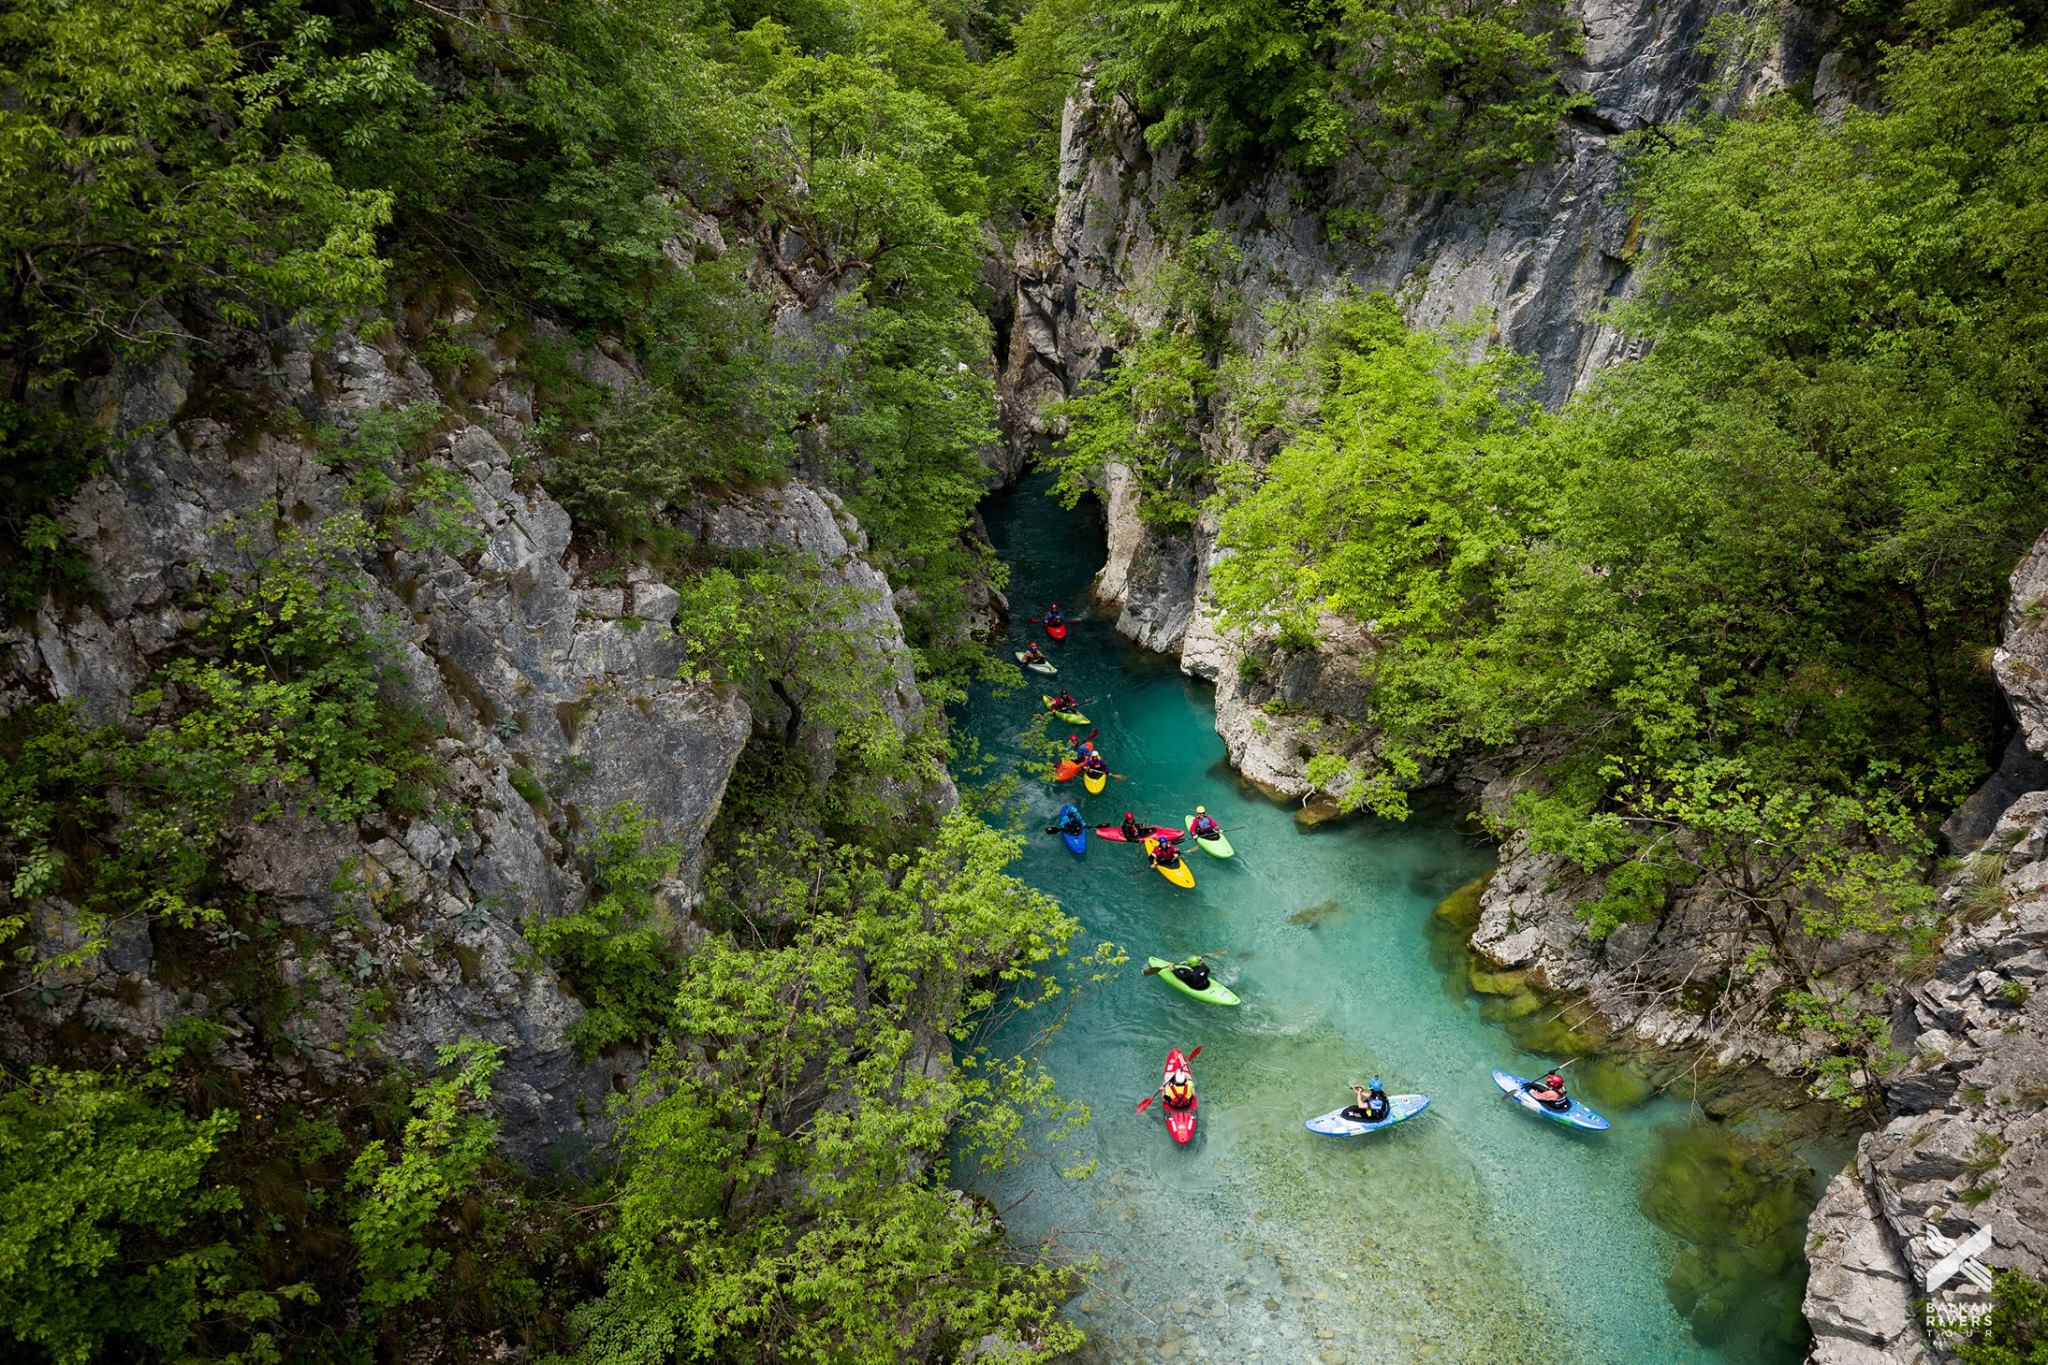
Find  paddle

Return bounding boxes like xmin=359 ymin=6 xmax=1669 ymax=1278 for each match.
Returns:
xmin=1134 ymin=1045 xmax=1201 ymax=1114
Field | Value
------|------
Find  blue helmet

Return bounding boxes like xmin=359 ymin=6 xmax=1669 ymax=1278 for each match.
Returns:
xmin=1368 ymin=1076 xmax=1382 ymax=1090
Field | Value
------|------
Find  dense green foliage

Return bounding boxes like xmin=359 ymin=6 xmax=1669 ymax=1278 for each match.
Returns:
xmin=569 ymin=813 xmax=1093 ymax=1362
xmin=1210 ymin=15 xmax=2048 ymax=1079
xmin=1087 ymin=0 xmax=1587 ymax=184
xmin=0 ymin=1043 xmax=554 ymax=1363
xmin=0 ymin=1067 xmax=260 ymax=1364
xmin=1958 ymin=1269 xmax=2048 ymax=1364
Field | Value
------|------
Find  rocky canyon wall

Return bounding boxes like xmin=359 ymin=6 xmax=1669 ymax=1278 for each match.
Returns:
xmin=0 ymin=311 xmax=938 ymax=1169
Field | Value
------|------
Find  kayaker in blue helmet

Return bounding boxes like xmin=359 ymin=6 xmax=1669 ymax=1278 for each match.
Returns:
xmin=1044 ymin=809 xmax=1085 ymax=837
xmin=1524 ymin=1071 xmax=1570 ymax=1111
xmin=1191 ymin=805 xmax=1220 ymax=837
xmin=1149 ymin=839 xmax=1183 ymax=870
xmin=1172 ymin=956 xmax=1211 ymax=990
xmin=1341 ymin=1078 xmax=1391 ymax=1124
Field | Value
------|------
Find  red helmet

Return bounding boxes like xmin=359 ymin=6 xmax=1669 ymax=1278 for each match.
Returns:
xmin=1124 ymin=811 xmax=1135 ymax=820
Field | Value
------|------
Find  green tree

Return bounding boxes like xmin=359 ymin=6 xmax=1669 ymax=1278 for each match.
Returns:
xmin=1958 ymin=1268 xmax=2048 ymax=1364
xmin=0 ymin=1068 xmax=305 ymax=1364
xmin=1084 ymin=0 xmax=1584 ymax=183
xmin=565 ymin=814 xmax=1091 ymax=1364
xmin=346 ymin=1041 xmax=504 ymax=1314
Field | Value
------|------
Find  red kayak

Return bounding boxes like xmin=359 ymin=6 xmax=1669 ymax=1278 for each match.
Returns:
xmin=1043 ymin=619 xmax=1067 ymax=640
xmin=1160 ymin=1048 xmax=1197 ymax=1144
xmin=1053 ymin=759 xmax=1082 ymax=783
xmin=1095 ymin=825 xmax=1185 ymax=843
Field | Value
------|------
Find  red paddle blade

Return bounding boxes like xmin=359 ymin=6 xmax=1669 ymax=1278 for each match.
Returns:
xmin=1135 ymin=1096 xmax=1154 ymax=1114
xmin=1188 ymin=1045 xmax=1202 ymax=1060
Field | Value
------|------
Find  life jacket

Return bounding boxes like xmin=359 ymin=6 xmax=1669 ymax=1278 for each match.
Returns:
xmin=1194 ymin=816 xmax=1217 ymax=835
xmin=1176 ymin=962 xmax=1210 ymax=989
xmin=1122 ymin=820 xmax=1141 ymax=839
xmin=1163 ymin=1081 xmax=1194 ymax=1108
xmin=1366 ymin=1092 xmax=1389 ymax=1119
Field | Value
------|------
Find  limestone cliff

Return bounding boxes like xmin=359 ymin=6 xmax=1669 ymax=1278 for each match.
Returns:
xmin=0 ymin=312 xmax=937 ymax=1168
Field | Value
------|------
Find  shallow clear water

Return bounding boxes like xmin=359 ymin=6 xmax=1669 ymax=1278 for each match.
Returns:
xmin=952 ymin=476 xmax=1823 ymax=1365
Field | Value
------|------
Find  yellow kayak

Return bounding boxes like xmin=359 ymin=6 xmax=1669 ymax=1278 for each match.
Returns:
xmin=1144 ymin=837 xmax=1196 ymax=889
xmin=1084 ymin=768 xmax=1107 ymax=795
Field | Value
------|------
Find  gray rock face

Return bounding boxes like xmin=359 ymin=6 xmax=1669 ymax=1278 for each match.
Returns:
xmin=1804 ymin=534 xmax=2048 ymax=1361
xmin=0 ymin=319 xmax=948 ymax=1169
xmin=1998 ymin=533 xmax=2048 ymax=758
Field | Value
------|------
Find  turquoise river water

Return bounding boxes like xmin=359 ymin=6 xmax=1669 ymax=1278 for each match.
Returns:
xmin=951 ymin=476 xmax=1837 ymax=1365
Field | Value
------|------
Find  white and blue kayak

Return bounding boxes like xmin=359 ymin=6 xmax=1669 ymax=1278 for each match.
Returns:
xmin=1304 ymin=1094 xmax=1430 ymax=1137
xmin=1492 ymin=1069 xmax=1610 ymax=1131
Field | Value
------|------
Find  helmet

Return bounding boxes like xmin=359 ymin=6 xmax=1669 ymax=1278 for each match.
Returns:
xmin=1368 ymin=1076 xmax=1381 ymax=1090
xmin=1196 ymin=805 xmax=1207 ymax=814
xmin=1050 ymin=603 xmax=1059 ymax=609
xmin=1169 ymin=1070 xmax=1189 ymax=1085
xmin=1125 ymin=811 xmax=1135 ymax=820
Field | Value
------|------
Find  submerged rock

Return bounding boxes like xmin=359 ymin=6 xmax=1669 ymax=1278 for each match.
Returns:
xmin=1287 ymin=899 xmax=1348 ymax=928
xmin=1641 ymin=1124 xmax=1815 ymax=1361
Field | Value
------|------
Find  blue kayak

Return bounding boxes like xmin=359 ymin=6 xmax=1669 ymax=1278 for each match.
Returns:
xmin=1304 ymin=1094 xmax=1430 ymax=1137
xmin=1492 ymin=1069 xmax=1610 ymax=1131
xmin=1057 ymin=804 xmax=1086 ymax=858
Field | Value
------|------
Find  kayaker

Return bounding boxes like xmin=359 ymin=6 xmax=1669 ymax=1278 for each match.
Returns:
xmin=1190 ymin=805 xmax=1220 ymax=838
xmin=1524 ymin=1071 xmax=1571 ymax=1111
xmin=1082 ymin=753 xmax=1108 ymax=778
xmin=1120 ymin=811 xmax=1143 ymax=841
xmin=1020 ymin=641 xmax=1047 ymax=666
xmin=1044 ymin=809 xmax=1085 ymax=838
xmin=1341 ymin=1078 xmax=1391 ymax=1124
xmin=1050 ymin=691 xmax=1079 ymax=712
xmin=1150 ymin=840 xmax=1184 ymax=871
xmin=1159 ymin=1066 xmax=1195 ymax=1110
xmin=1044 ymin=604 xmax=1065 ymax=627
xmin=1172 ymin=957 xmax=1211 ymax=990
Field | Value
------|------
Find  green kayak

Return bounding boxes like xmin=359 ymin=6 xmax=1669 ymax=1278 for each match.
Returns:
xmin=1147 ymin=957 xmax=1240 ymax=1006
xmin=1042 ymin=694 xmax=1090 ymax=724
xmin=1184 ymin=816 xmax=1235 ymax=858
